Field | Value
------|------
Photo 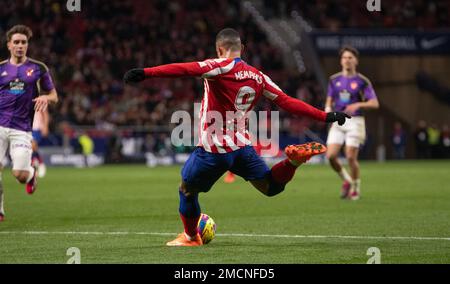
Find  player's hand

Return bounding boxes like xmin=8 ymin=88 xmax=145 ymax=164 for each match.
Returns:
xmin=33 ymin=95 xmax=49 ymax=112
xmin=123 ymin=68 xmax=146 ymax=84
xmin=343 ymin=103 xmax=360 ymax=115
xmin=325 ymin=112 xmax=351 ymax=126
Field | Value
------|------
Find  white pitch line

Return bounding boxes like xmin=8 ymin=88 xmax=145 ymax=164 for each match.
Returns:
xmin=218 ymin=233 xmax=450 ymax=241
xmin=0 ymin=231 xmax=449 ymax=241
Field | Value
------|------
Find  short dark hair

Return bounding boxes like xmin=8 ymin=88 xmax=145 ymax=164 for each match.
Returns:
xmin=6 ymin=25 xmax=33 ymax=42
xmin=216 ymin=28 xmax=241 ymax=52
xmin=339 ymin=45 xmax=359 ymax=59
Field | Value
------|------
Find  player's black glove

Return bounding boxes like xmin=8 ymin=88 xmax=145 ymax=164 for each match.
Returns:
xmin=123 ymin=68 xmax=146 ymax=84
xmin=325 ymin=112 xmax=351 ymax=126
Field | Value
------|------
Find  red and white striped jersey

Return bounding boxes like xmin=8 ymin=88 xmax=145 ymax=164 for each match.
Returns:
xmin=144 ymin=58 xmax=326 ymax=153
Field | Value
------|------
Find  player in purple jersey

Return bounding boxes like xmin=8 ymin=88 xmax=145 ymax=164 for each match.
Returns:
xmin=324 ymin=46 xmax=379 ymax=200
xmin=0 ymin=25 xmax=58 ymax=221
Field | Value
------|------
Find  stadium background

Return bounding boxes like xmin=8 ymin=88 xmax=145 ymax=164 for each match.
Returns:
xmin=1 ymin=0 xmax=449 ymax=167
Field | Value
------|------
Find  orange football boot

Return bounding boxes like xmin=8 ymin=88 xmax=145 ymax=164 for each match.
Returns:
xmin=285 ymin=142 xmax=327 ymax=165
xmin=224 ymin=171 xmax=236 ymax=183
xmin=166 ymin=232 xmax=203 ymax=247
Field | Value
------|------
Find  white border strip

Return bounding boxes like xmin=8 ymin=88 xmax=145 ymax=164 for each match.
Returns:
xmin=0 ymin=231 xmax=449 ymax=241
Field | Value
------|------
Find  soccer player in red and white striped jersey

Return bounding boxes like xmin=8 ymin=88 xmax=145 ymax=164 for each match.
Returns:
xmin=124 ymin=28 xmax=350 ymax=246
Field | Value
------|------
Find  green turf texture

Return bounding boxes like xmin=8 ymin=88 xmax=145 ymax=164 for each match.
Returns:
xmin=0 ymin=161 xmax=449 ymax=263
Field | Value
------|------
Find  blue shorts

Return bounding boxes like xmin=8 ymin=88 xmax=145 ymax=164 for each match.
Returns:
xmin=181 ymin=146 xmax=270 ymax=192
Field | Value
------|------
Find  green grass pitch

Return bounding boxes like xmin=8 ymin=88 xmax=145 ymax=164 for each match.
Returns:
xmin=0 ymin=161 xmax=449 ymax=263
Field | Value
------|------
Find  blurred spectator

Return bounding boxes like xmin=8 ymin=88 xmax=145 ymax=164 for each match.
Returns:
xmin=105 ymin=134 xmax=123 ymax=163
xmin=440 ymin=124 xmax=450 ymax=159
xmin=427 ymin=124 xmax=441 ymax=159
xmin=78 ymin=132 xmax=94 ymax=167
xmin=414 ymin=120 xmax=429 ymax=159
xmin=392 ymin=121 xmax=406 ymax=159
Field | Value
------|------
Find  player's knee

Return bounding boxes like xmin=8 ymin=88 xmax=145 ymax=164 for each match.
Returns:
xmin=12 ymin=171 xmax=28 ymax=183
xmin=17 ymin=177 xmax=27 ymax=183
xmin=180 ymin=181 xmax=200 ymax=197
xmin=179 ymin=182 xmax=191 ymax=197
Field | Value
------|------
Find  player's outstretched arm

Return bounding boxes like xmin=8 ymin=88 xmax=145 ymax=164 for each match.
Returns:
xmin=124 ymin=59 xmax=235 ymax=84
xmin=273 ymin=92 xmax=350 ymax=126
xmin=262 ymin=75 xmax=350 ymax=125
xmin=123 ymin=63 xmax=201 ymax=83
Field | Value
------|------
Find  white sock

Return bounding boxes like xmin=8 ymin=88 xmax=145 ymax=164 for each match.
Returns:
xmin=338 ymin=168 xmax=353 ymax=183
xmin=26 ymin=166 xmax=35 ymax=183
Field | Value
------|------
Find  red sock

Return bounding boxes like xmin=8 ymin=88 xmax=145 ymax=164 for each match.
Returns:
xmin=180 ymin=213 xmax=200 ymax=238
xmin=270 ymin=159 xmax=298 ymax=184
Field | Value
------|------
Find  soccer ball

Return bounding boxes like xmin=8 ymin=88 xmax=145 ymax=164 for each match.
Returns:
xmin=197 ymin=213 xmax=216 ymax=244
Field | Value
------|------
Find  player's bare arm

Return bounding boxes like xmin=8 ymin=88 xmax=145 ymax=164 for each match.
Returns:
xmin=325 ymin=96 xmax=334 ymax=113
xmin=343 ymin=98 xmax=379 ymax=115
xmin=33 ymin=88 xmax=58 ymax=112
xmin=40 ymin=109 xmax=50 ymax=137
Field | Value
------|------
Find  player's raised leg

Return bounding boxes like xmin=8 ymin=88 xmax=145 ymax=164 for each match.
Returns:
xmin=241 ymin=142 xmax=327 ymax=197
